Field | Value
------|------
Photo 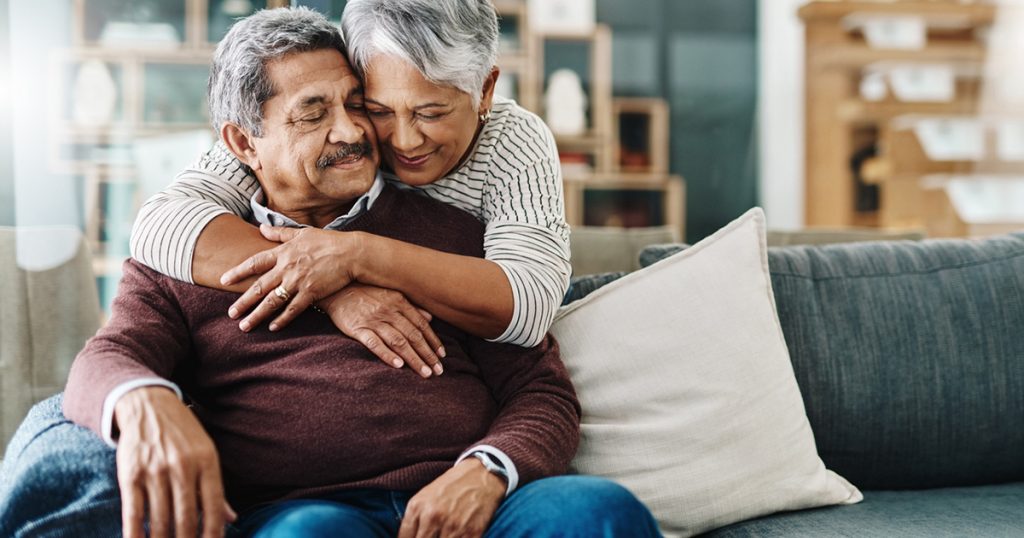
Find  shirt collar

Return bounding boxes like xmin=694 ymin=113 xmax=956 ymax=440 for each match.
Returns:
xmin=250 ymin=173 xmax=384 ymax=231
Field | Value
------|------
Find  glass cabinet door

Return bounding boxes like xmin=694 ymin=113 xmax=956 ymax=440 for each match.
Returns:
xmin=83 ymin=0 xmax=187 ymax=46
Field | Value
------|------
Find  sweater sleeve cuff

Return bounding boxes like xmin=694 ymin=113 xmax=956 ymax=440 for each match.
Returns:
xmin=101 ymin=378 xmax=183 ymax=448
xmin=456 ymin=444 xmax=519 ymax=497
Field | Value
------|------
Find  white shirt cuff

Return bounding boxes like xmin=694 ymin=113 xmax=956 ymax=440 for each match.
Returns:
xmin=101 ymin=378 xmax=183 ymax=448
xmin=456 ymin=444 xmax=519 ymax=497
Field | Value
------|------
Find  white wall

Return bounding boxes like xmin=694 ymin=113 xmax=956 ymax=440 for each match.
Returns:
xmin=758 ymin=0 xmax=805 ymax=230
xmin=11 ymin=0 xmax=76 ymax=229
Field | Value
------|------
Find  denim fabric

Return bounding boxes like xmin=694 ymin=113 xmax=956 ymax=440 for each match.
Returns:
xmin=1 ymin=396 xmax=659 ymax=538
xmin=231 ymin=476 xmax=661 ymax=537
xmin=705 ymin=482 xmax=1024 ymax=537
xmin=562 ymin=272 xmax=629 ymax=305
xmin=640 ymin=233 xmax=1024 ymax=489
xmin=0 ymin=394 xmax=121 ymax=538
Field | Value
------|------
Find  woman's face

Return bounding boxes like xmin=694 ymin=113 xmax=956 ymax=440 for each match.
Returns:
xmin=362 ymin=55 xmax=495 ymax=186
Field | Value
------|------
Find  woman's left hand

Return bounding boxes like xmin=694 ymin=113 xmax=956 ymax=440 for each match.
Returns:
xmin=222 ymin=224 xmax=363 ymax=332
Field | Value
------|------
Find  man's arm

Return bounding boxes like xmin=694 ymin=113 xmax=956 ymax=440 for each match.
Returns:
xmin=458 ymin=334 xmax=580 ymax=482
xmin=398 ymin=335 xmax=580 ymax=537
xmin=62 ymin=261 xmax=233 ymax=538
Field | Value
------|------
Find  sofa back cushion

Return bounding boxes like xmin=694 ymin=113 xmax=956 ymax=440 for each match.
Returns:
xmin=640 ymin=232 xmax=1024 ymax=489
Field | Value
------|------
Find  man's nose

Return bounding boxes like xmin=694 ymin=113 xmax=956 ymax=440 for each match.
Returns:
xmin=328 ymin=109 xmax=364 ymax=145
xmin=391 ymin=117 xmax=424 ymax=152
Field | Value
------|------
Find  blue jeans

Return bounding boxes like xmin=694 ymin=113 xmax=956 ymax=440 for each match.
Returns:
xmin=2 ymin=395 xmax=661 ymax=537
xmin=0 ymin=394 xmax=122 ymax=538
xmin=230 ymin=477 xmax=660 ymax=537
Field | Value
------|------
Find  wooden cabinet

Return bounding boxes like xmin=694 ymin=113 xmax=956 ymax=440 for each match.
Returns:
xmin=62 ymin=0 xmax=288 ymax=305
xmin=502 ymin=5 xmax=683 ymax=240
xmin=799 ymin=1 xmax=1021 ymax=236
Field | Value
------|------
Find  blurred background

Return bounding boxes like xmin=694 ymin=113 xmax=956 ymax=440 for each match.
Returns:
xmin=0 ymin=0 xmax=1023 ymax=311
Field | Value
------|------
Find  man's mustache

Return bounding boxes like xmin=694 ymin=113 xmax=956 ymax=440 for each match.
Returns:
xmin=317 ymin=141 xmax=373 ymax=169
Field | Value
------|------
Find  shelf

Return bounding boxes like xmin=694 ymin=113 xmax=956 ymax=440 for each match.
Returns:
xmin=809 ymin=43 xmax=987 ymax=70
xmin=798 ymin=2 xmax=997 ymax=24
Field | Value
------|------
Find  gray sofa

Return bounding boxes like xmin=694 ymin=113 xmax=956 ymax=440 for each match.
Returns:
xmin=567 ymin=230 xmax=1024 ymax=536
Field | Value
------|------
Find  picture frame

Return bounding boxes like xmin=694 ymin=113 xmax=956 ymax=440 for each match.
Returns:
xmin=612 ymin=97 xmax=670 ymax=174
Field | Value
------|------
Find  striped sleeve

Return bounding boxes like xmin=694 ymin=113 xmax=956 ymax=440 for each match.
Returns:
xmin=483 ymin=110 xmax=572 ymax=347
xmin=129 ymin=141 xmax=260 ymax=283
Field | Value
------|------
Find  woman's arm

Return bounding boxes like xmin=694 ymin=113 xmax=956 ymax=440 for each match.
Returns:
xmin=224 ymin=106 xmax=571 ymax=348
xmin=130 ymin=141 xmax=260 ymax=284
xmin=221 ymin=226 xmax=513 ymax=339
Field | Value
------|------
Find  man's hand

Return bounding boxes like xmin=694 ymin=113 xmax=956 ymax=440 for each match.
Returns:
xmin=114 ymin=387 xmax=236 ymax=538
xmin=222 ymin=225 xmax=362 ymax=332
xmin=399 ymin=458 xmax=506 ymax=538
xmin=321 ymin=284 xmax=446 ymax=378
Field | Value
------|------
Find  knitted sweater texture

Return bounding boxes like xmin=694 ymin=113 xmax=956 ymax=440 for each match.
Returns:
xmin=64 ymin=185 xmax=580 ymax=510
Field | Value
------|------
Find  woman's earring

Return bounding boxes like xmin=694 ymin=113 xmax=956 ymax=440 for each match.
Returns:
xmin=479 ymin=109 xmax=492 ymax=124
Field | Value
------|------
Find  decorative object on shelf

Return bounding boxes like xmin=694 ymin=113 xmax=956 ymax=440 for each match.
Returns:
xmin=845 ymin=14 xmax=927 ymax=50
xmin=72 ymin=60 xmax=118 ymax=128
xmin=527 ymin=0 xmax=594 ymax=36
xmin=545 ymin=68 xmax=587 ymax=136
xmin=559 ymin=152 xmax=593 ymax=176
xmin=94 ymin=0 xmax=183 ymax=47
xmin=859 ymin=71 xmax=888 ymax=102
xmin=901 ymin=116 xmax=985 ymax=161
xmin=888 ymin=64 xmax=955 ymax=102
xmin=99 ymin=22 xmax=180 ymax=48
xmin=222 ymin=0 xmax=254 ymax=15
xmin=209 ymin=0 xmax=266 ymax=42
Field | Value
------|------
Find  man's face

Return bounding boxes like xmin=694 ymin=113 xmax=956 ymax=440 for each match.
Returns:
xmin=249 ymin=48 xmax=379 ymax=213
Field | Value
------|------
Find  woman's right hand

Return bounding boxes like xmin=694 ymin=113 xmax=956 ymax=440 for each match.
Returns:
xmin=321 ymin=284 xmax=446 ymax=378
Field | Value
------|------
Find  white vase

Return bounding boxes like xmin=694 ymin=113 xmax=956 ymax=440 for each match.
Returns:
xmin=545 ymin=69 xmax=588 ymax=136
xmin=72 ymin=60 xmax=118 ymax=127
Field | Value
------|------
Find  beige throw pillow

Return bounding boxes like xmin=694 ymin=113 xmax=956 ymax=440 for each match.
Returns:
xmin=552 ymin=208 xmax=862 ymax=537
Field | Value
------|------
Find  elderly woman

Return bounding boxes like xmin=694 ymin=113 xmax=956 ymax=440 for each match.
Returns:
xmin=130 ymin=0 xmax=569 ymax=376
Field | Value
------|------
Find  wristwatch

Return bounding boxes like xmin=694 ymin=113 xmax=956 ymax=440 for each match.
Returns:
xmin=470 ymin=451 xmax=509 ymax=484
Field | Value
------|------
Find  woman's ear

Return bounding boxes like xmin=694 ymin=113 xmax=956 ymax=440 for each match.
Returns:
xmin=220 ymin=123 xmax=262 ymax=171
xmin=479 ymin=66 xmax=500 ymax=114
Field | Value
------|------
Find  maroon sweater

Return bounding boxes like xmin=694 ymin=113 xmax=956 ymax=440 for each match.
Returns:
xmin=63 ymin=185 xmax=580 ymax=511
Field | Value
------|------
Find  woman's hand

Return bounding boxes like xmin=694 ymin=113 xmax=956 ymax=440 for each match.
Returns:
xmin=222 ymin=225 xmax=361 ymax=332
xmin=321 ymin=284 xmax=446 ymax=378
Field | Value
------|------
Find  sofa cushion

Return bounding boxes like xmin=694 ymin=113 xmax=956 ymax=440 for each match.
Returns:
xmin=570 ymin=226 xmax=678 ymax=275
xmin=642 ymin=232 xmax=1024 ymax=490
xmin=705 ymin=482 xmax=1024 ymax=537
xmin=553 ymin=209 xmax=861 ymax=537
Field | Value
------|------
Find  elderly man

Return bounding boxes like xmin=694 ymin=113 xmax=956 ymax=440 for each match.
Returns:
xmin=0 ymin=7 xmax=660 ymax=538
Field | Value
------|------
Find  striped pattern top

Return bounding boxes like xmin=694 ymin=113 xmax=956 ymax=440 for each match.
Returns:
xmin=129 ymin=96 xmax=570 ymax=347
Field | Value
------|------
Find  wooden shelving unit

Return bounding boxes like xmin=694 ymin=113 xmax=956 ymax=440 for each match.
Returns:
xmin=798 ymin=0 xmax=1021 ymax=235
xmin=67 ymin=0 xmax=687 ymax=294
xmin=62 ymin=0 xmax=288 ymax=308
xmin=505 ymin=10 xmax=683 ymax=240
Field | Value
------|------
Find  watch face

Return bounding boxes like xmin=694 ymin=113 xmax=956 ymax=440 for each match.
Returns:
xmin=473 ymin=452 xmax=509 ymax=479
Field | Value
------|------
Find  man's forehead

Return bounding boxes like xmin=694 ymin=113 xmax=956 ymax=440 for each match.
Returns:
xmin=265 ymin=49 xmax=361 ymax=108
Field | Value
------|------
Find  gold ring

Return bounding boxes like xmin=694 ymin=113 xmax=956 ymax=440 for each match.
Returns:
xmin=274 ymin=285 xmax=291 ymax=302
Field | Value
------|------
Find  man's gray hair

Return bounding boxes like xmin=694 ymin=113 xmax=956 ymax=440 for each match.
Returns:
xmin=208 ymin=7 xmax=346 ymax=136
xmin=341 ymin=0 xmax=499 ymax=107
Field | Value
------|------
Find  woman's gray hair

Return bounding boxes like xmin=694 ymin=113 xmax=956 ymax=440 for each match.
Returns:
xmin=342 ymin=0 xmax=499 ymax=107
xmin=208 ymin=7 xmax=346 ymax=136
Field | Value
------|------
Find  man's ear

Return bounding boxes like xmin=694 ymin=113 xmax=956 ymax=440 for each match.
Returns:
xmin=220 ymin=122 xmax=262 ymax=171
xmin=479 ymin=66 xmax=500 ymax=114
